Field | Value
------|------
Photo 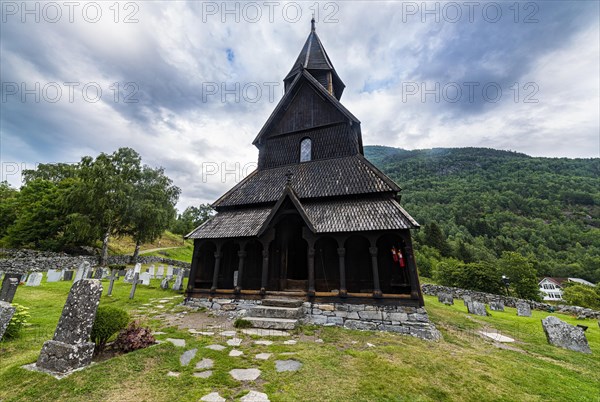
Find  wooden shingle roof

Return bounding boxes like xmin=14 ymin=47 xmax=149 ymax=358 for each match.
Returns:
xmin=212 ymin=154 xmax=400 ymax=208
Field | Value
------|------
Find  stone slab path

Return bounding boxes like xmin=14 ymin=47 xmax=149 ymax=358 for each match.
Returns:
xmin=195 ymin=358 xmax=214 ymax=370
xmin=205 ymin=344 xmax=226 ymax=351
xmin=230 ymin=368 xmax=261 ymax=381
xmin=241 ymin=391 xmax=270 ymax=401
xmin=275 ymin=360 xmax=302 ymax=372
xmin=166 ymin=338 xmax=186 ymax=347
xmin=200 ymin=392 xmax=226 ymax=402
xmin=180 ymin=348 xmax=197 ymax=366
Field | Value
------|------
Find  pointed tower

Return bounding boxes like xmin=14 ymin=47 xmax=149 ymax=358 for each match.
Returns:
xmin=186 ymin=21 xmax=424 ymax=310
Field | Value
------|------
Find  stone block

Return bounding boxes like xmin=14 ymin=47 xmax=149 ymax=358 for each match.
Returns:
xmin=467 ymin=301 xmax=487 ymax=316
xmin=37 ymin=340 xmax=95 ymax=373
xmin=344 ymin=319 xmax=378 ymax=331
xmin=358 ymin=311 xmax=383 ymax=321
xmin=308 ymin=315 xmax=328 ymax=325
xmin=542 ymin=316 xmax=591 ymax=354
xmin=437 ymin=293 xmax=454 ymax=305
xmin=516 ymin=302 xmax=531 ymax=317
xmin=326 ymin=316 xmax=344 ymax=326
xmin=408 ymin=313 xmax=430 ymax=322
xmin=386 ymin=312 xmax=408 ymax=322
xmin=489 ymin=301 xmax=504 ymax=312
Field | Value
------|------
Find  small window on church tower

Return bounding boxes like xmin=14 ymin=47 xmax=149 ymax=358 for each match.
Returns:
xmin=300 ymin=138 xmax=312 ymax=162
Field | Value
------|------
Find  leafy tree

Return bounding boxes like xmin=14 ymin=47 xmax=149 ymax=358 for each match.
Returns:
xmin=423 ymin=222 xmax=452 ymax=257
xmin=126 ymin=166 xmax=181 ymax=262
xmin=0 ymin=182 xmax=18 ymax=240
xmin=171 ymin=204 xmax=214 ymax=236
xmin=498 ymin=252 xmax=540 ymax=301
xmin=561 ymin=283 xmax=600 ymax=309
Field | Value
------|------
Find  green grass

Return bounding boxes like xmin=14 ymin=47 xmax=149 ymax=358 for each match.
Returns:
xmin=146 ymin=242 xmax=194 ymax=263
xmin=106 ymin=231 xmax=189 ymax=256
xmin=1 ymin=278 xmax=598 ymax=402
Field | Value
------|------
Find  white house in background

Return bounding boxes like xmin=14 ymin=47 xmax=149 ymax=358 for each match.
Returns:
xmin=538 ymin=277 xmax=596 ymax=301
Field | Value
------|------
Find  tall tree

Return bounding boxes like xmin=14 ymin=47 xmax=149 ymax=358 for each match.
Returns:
xmin=127 ymin=166 xmax=181 ymax=262
xmin=498 ymin=252 xmax=540 ymax=301
xmin=171 ymin=204 xmax=214 ymax=235
xmin=423 ymin=222 xmax=452 ymax=257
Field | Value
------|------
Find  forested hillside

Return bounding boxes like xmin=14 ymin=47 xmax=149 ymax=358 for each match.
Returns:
xmin=365 ymin=146 xmax=600 ymax=284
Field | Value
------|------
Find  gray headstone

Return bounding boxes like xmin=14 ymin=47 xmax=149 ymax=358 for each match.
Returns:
xmin=157 ymin=265 xmax=164 ymax=279
xmin=63 ymin=270 xmax=74 ymax=281
xmin=74 ymin=261 xmax=91 ymax=283
xmin=148 ymin=265 xmax=155 ymax=278
xmin=542 ymin=316 xmax=591 ymax=354
xmin=467 ymin=301 xmax=487 ymax=316
xmin=36 ymin=279 xmax=103 ymax=373
xmin=166 ymin=266 xmax=174 ymax=277
xmin=437 ymin=293 xmax=454 ymax=305
xmin=46 ymin=269 xmax=62 ymax=283
xmin=489 ymin=300 xmax=505 ymax=312
xmin=0 ymin=301 xmax=16 ymax=341
xmin=516 ymin=302 xmax=531 ymax=317
xmin=26 ymin=272 xmax=43 ymax=287
xmin=160 ymin=277 xmax=172 ymax=290
xmin=463 ymin=295 xmax=472 ymax=306
xmin=140 ymin=272 xmax=151 ymax=286
xmin=172 ymin=272 xmax=184 ymax=291
xmin=124 ymin=269 xmax=134 ymax=283
xmin=133 ymin=263 xmax=142 ymax=274
xmin=1 ymin=274 xmax=20 ymax=303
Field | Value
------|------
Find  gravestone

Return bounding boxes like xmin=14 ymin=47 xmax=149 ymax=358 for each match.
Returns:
xmin=46 ymin=269 xmax=62 ymax=283
xmin=160 ymin=277 xmax=172 ymax=290
xmin=541 ymin=316 xmax=591 ymax=354
xmin=93 ymin=268 xmax=103 ymax=279
xmin=20 ymin=273 xmax=28 ymax=283
xmin=463 ymin=295 xmax=472 ymax=306
xmin=467 ymin=301 xmax=487 ymax=316
xmin=172 ymin=271 xmax=184 ymax=291
xmin=166 ymin=266 xmax=174 ymax=277
xmin=63 ymin=270 xmax=74 ymax=281
xmin=140 ymin=272 xmax=151 ymax=286
xmin=157 ymin=265 xmax=165 ymax=279
xmin=489 ymin=300 xmax=505 ymax=312
xmin=74 ymin=261 xmax=91 ymax=283
xmin=1 ymin=274 xmax=20 ymax=303
xmin=516 ymin=301 xmax=531 ymax=317
xmin=36 ymin=279 xmax=102 ymax=373
xmin=134 ymin=263 xmax=142 ymax=274
xmin=129 ymin=273 xmax=142 ymax=299
xmin=437 ymin=293 xmax=454 ymax=305
xmin=124 ymin=269 xmax=134 ymax=283
xmin=86 ymin=270 xmax=94 ymax=279
xmin=0 ymin=301 xmax=16 ymax=341
xmin=148 ymin=265 xmax=155 ymax=278
xmin=26 ymin=272 xmax=43 ymax=287
xmin=106 ymin=270 xmax=118 ymax=297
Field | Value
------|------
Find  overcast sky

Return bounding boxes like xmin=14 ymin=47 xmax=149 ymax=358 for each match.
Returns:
xmin=1 ymin=1 xmax=599 ymax=210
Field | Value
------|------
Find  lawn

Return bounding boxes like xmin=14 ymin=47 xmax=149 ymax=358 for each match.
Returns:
xmin=1 ymin=271 xmax=598 ymax=402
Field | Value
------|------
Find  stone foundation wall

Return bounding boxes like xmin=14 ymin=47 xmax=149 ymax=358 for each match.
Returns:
xmin=184 ymin=297 xmax=441 ymax=341
xmin=0 ymin=249 xmax=190 ymax=274
xmin=421 ymin=284 xmax=600 ymax=319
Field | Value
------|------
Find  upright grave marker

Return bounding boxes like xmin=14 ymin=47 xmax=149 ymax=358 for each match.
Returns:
xmin=106 ymin=270 xmax=119 ymax=296
xmin=0 ymin=274 xmax=20 ymax=303
xmin=542 ymin=316 xmax=591 ymax=354
xmin=46 ymin=269 xmax=62 ymax=283
xmin=516 ymin=301 xmax=532 ymax=317
xmin=26 ymin=272 xmax=43 ymax=287
xmin=157 ymin=265 xmax=165 ymax=279
xmin=0 ymin=301 xmax=16 ymax=341
xmin=140 ymin=272 xmax=151 ymax=286
xmin=36 ymin=279 xmax=103 ymax=374
xmin=148 ymin=265 xmax=155 ymax=278
xmin=172 ymin=270 xmax=184 ymax=291
xmin=129 ymin=273 xmax=142 ymax=299
xmin=74 ymin=261 xmax=91 ymax=283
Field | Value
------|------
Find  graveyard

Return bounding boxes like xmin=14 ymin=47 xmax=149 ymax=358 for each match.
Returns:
xmin=0 ymin=268 xmax=598 ymax=401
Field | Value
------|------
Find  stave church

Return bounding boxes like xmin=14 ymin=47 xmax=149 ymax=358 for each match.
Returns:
xmin=186 ymin=19 xmax=424 ymax=307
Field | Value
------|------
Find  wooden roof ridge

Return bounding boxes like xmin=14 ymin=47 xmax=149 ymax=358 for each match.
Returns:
xmin=390 ymin=198 xmax=420 ymax=228
xmin=257 ymin=184 xmax=315 ymax=236
xmin=253 ymin=70 xmax=359 ymax=145
xmin=356 ymin=153 xmax=402 ymax=192
xmin=284 ymin=28 xmax=337 ymax=79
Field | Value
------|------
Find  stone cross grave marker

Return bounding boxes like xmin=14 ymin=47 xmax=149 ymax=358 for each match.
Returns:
xmin=46 ymin=269 xmax=62 ymax=283
xmin=157 ymin=265 xmax=164 ymax=279
xmin=140 ymin=272 xmax=151 ymax=286
xmin=74 ymin=261 xmax=91 ymax=283
xmin=0 ymin=301 xmax=16 ymax=341
xmin=129 ymin=273 xmax=142 ymax=299
xmin=26 ymin=272 xmax=43 ymax=287
xmin=36 ymin=279 xmax=102 ymax=374
xmin=516 ymin=301 xmax=531 ymax=317
xmin=1 ymin=274 xmax=20 ymax=303
xmin=542 ymin=316 xmax=591 ymax=354
xmin=106 ymin=269 xmax=119 ymax=296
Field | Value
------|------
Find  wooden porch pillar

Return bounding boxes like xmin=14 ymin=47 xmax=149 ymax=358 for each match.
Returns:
xmin=234 ymin=249 xmax=247 ymax=294
xmin=337 ymin=247 xmax=347 ymax=297
xmin=369 ymin=246 xmax=382 ymax=298
xmin=307 ymin=246 xmax=316 ymax=297
xmin=186 ymin=240 xmax=201 ymax=293
xmin=401 ymin=232 xmax=424 ymax=305
xmin=260 ymin=249 xmax=269 ymax=295
xmin=210 ymin=249 xmax=222 ymax=293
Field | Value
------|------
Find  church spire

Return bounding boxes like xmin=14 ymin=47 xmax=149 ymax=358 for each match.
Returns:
xmin=283 ymin=19 xmax=345 ymax=100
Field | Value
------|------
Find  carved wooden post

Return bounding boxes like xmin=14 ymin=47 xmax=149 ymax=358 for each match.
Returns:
xmin=401 ymin=232 xmax=423 ymax=305
xmin=235 ymin=249 xmax=247 ymax=294
xmin=337 ymin=247 xmax=347 ymax=297
xmin=211 ymin=250 xmax=222 ymax=293
xmin=307 ymin=246 xmax=315 ymax=297
xmin=187 ymin=241 xmax=201 ymax=293
xmin=260 ymin=249 xmax=269 ymax=295
xmin=369 ymin=246 xmax=382 ymax=298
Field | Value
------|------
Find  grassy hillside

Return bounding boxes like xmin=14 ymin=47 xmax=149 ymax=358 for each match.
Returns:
xmin=365 ymin=146 xmax=600 ymax=282
xmin=0 ymin=277 xmax=598 ymax=401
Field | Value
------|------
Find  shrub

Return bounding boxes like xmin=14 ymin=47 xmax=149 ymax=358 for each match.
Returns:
xmin=108 ymin=264 xmax=126 ymax=270
xmin=113 ymin=321 xmax=156 ymax=353
xmin=562 ymin=284 xmax=600 ymax=309
xmin=90 ymin=306 xmax=129 ymax=354
xmin=3 ymin=304 xmax=30 ymax=339
xmin=233 ymin=318 xmax=252 ymax=328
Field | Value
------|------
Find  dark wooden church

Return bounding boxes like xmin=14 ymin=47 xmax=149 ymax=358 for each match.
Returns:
xmin=186 ymin=20 xmax=424 ymax=306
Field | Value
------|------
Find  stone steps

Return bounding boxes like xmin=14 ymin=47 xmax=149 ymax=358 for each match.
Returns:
xmin=243 ymin=317 xmax=298 ymax=330
xmin=250 ymin=305 xmax=303 ymax=319
xmin=261 ymin=298 xmax=304 ymax=308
